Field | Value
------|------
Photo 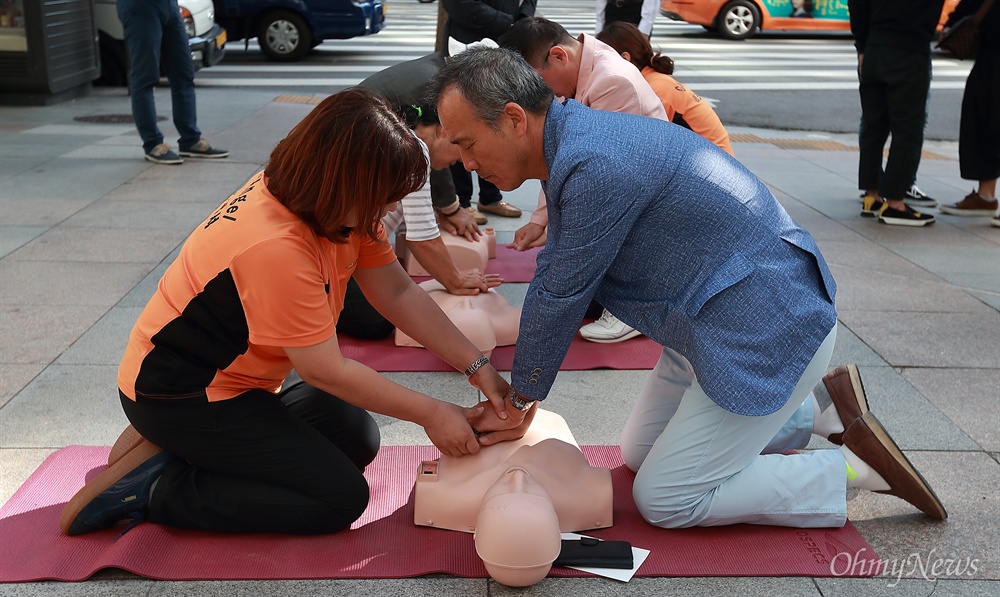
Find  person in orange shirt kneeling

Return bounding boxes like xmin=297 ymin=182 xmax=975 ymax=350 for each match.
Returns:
xmin=60 ymin=88 xmax=511 ymax=537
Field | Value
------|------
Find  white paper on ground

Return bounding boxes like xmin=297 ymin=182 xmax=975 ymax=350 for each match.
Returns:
xmin=558 ymin=532 xmax=650 ymax=582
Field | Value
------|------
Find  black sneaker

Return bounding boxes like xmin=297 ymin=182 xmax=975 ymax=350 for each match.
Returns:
xmin=903 ymin=184 xmax=938 ymax=208
xmin=878 ymin=203 xmax=936 ymax=227
xmin=860 ymin=193 xmax=884 ymax=217
xmin=179 ymin=139 xmax=229 ymax=159
xmin=60 ymin=441 xmax=169 ymax=535
xmin=144 ymin=143 xmax=183 ymax=165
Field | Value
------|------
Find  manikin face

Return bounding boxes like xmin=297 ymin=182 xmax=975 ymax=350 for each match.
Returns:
xmin=438 ymin=88 xmax=529 ymax=192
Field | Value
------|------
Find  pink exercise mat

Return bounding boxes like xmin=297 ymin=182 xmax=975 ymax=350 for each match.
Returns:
xmin=0 ymin=445 xmax=881 ymax=582
xmin=410 ymin=245 xmax=541 ymax=284
xmin=339 ymin=331 xmax=661 ymax=372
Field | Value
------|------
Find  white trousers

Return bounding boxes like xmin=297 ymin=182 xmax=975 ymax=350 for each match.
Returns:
xmin=620 ymin=328 xmax=847 ymax=528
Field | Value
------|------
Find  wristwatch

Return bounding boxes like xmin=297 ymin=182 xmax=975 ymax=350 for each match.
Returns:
xmin=508 ymin=388 xmax=534 ymax=411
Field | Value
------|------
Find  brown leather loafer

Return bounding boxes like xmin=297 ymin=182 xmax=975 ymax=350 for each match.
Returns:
xmin=471 ymin=208 xmax=488 ymax=225
xmin=822 ymin=364 xmax=870 ymax=445
xmin=108 ymin=424 xmax=147 ymax=466
xmin=477 ymin=201 xmax=522 ymax=218
xmin=842 ymin=412 xmax=947 ymax=520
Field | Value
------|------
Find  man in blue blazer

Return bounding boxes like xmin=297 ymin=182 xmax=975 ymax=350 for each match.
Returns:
xmin=430 ymin=47 xmax=947 ymax=526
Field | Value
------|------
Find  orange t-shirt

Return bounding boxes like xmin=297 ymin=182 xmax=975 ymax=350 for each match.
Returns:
xmin=641 ymin=66 xmax=734 ymax=157
xmin=118 ymin=171 xmax=397 ymax=402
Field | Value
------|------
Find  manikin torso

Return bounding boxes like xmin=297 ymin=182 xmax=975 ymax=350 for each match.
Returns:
xmin=413 ymin=409 xmax=614 ymax=585
xmin=393 ymin=279 xmax=521 ymax=354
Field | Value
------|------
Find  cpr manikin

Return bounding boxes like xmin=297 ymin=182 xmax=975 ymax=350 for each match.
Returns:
xmin=413 ymin=409 xmax=614 ymax=586
xmin=393 ymin=278 xmax=521 ymax=355
xmin=395 ymin=227 xmax=497 ymax=276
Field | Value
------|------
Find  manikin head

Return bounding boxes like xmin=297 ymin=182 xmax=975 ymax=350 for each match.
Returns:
xmin=474 ymin=466 xmax=561 ymax=586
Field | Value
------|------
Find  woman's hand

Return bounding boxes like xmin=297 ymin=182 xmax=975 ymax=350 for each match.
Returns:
xmin=467 ymin=364 xmax=511 ymax=422
xmin=422 ymin=401 xmax=485 ymax=456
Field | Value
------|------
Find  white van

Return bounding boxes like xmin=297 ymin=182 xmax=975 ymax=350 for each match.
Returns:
xmin=93 ymin=0 xmax=227 ymax=86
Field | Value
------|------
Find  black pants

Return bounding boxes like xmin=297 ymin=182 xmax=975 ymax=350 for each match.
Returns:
xmin=959 ymin=51 xmax=1000 ymax=181
xmin=857 ymin=43 xmax=931 ymax=200
xmin=337 ymin=277 xmax=394 ymax=340
xmin=603 ymin=0 xmax=643 ymax=31
xmin=450 ymin=162 xmax=502 ymax=207
xmin=121 ymin=374 xmax=380 ymax=534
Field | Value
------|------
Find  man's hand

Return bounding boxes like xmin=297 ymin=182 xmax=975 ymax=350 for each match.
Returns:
xmin=437 ymin=208 xmax=482 ymax=242
xmin=422 ymin=401 xmax=484 ymax=456
xmin=471 ymin=400 xmax=537 ymax=446
xmin=444 ymin=268 xmax=503 ymax=296
xmin=506 ymin=222 xmax=546 ymax=251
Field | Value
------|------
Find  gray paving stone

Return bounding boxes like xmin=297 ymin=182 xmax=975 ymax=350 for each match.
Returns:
xmin=0 ymin=226 xmax=46 ymax=258
xmin=0 ymin=363 xmax=43 ymax=407
xmin=55 ymin=306 xmax=143 ymax=366
xmin=0 ymin=364 xmax=129 ymax=447
xmin=0 ymin=260 xmax=153 ymax=306
xmin=9 ymin=227 xmax=187 ymax=264
xmin=838 ymin=310 xmax=1000 ymax=370
xmin=0 ymin=304 xmax=110 ymax=364
xmin=902 ymin=368 xmax=1000 ymax=452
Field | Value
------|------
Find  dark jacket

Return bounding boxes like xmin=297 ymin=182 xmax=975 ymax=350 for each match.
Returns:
xmin=442 ymin=0 xmax=537 ymax=45
xmin=849 ymin=0 xmax=946 ymax=53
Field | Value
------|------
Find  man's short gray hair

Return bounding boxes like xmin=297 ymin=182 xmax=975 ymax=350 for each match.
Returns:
xmin=428 ymin=47 xmax=553 ymax=130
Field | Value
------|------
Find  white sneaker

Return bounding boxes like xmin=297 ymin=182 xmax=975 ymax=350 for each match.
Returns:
xmin=579 ymin=309 xmax=641 ymax=343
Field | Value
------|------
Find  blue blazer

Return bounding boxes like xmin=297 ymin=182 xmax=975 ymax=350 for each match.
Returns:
xmin=512 ymin=99 xmax=838 ymax=416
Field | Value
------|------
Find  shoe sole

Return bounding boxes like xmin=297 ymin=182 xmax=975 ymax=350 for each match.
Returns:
xmin=846 ymin=412 xmax=947 ymax=520
xmin=878 ymin=217 xmax=935 ymax=227
xmin=144 ymin=155 xmax=183 ymax=165
xmin=59 ymin=440 xmax=165 ymax=535
xmin=823 ymin=364 xmax=870 ymax=445
xmin=580 ymin=329 xmax=643 ymax=343
xmin=903 ymin=200 xmax=938 ymax=208
xmin=939 ymin=208 xmax=997 ymax=216
xmin=108 ymin=424 xmax=146 ymax=466
xmin=178 ymin=152 xmax=229 ymax=159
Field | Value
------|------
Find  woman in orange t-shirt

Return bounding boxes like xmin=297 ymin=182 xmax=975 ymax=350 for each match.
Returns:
xmin=597 ymin=22 xmax=734 ymax=157
xmin=60 ymin=88 xmax=511 ymax=537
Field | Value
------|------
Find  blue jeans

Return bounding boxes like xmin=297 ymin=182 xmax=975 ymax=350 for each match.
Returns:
xmin=117 ymin=0 xmax=201 ymax=153
xmin=620 ymin=328 xmax=846 ymax=528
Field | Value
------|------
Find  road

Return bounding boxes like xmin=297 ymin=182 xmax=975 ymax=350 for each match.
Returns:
xmin=197 ymin=0 xmax=972 ymax=141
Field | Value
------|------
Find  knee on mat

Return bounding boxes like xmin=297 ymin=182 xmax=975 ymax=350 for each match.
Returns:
xmin=311 ymin=477 xmax=371 ymax=534
xmin=631 ymin=471 xmax=702 ymax=529
xmin=619 ymin=441 xmax=646 ymax=474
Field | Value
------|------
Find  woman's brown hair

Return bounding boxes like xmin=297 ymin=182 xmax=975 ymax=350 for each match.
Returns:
xmin=264 ymin=87 xmax=427 ymax=243
xmin=596 ymin=21 xmax=675 ymax=76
